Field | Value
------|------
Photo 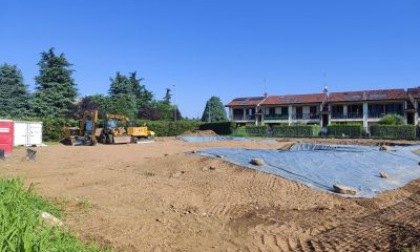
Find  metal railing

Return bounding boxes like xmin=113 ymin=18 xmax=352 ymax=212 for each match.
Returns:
xmin=264 ymin=114 xmax=289 ymax=120
xmin=331 ymin=112 xmax=363 ymax=119
xmin=368 ymin=111 xmax=403 ymax=118
xmin=233 ymin=115 xmax=256 ymax=121
xmin=292 ymin=113 xmax=320 ymax=120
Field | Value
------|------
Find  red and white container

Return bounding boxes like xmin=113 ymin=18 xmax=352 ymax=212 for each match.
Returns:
xmin=0 ymin=120 xmax=14 ymax=156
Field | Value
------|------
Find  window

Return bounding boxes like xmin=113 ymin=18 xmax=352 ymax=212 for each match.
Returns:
xmin=281 ymin=107 xmax=288 ymax=115
xmin=295 ymin=107 xmax=303 ymax=119
xmin=348 ymin=104 xmax=363 ymax=118
xmin=269 ymin=107 xmax=275 ymax=115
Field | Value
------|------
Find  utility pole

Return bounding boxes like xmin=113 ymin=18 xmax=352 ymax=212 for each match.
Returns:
xmin=173 ymin=84 xmax=177 ymax=121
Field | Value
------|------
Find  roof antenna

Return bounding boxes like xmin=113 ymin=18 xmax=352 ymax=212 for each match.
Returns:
xmin=264 ymin=78 xmax=267 ymax=97
xmin=323 ymin=72 xmax=328 ymax=93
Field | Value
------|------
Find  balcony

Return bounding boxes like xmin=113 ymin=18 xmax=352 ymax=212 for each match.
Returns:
xmin=264 ymin=114 xmax=289 ymax=120
xmin=233 ymin=115 xmax=256 ymax=121
xmin=368 ymin=111 xmax=403 ymax=118
xmin=331 ymin=112 xmax=363 ymax=119
xmin=292 ymin=113 xmax=320 ymax=120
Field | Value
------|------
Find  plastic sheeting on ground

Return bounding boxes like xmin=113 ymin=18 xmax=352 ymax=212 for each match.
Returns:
xmin=196 ymin=143 xmax=420 ymax=198
xmin=178 ymin=136 xmax=276 ymax=143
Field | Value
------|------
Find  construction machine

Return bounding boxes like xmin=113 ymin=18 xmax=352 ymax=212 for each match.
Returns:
xmin=98 ymin=114 xmax=132 ymax=144
xmin=97 ymin=114 xmax=155 ymax=144
xmin=61 ymin=110 xmax=98 ymax=146
xmin=127 ymin=122 xmax=156 ymax=143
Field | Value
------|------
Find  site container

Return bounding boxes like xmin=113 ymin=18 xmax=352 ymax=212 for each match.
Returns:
xmin=13 ymin=121 xmax=43 ymax=146
xmin=0 ymin=120 xmax=14 ymax=156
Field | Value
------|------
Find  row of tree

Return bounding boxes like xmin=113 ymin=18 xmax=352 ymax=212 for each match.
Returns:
xmin=0 ymin=48 xmax=228 ymax=122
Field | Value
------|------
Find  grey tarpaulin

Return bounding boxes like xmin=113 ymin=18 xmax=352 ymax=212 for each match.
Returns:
xmin=196 ymin=143 xmax=420 ymax=198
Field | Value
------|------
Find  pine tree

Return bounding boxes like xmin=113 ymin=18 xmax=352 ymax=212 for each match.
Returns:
xmin=108 ymin=72 xmax=137 ymax=119
xmin=0 ymin=63 xmax=30 ymax=118
xmin=201 ymin=96 xmax=228 ymax=122
xmin=32 ymin=48 xmax=78 ymax=118
xmin=128 ymin=72 xmax=153 ymax=113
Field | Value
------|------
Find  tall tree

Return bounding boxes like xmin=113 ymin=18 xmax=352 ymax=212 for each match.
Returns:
xmin=128 ymin=72 xmax=154 ymax=120
xmin=0 ymin=63 xmax=30 ymax=118
xmin=69 ymin=94 xmax=112 ymax=119
xmin=201 ymin=96 xmax=228 ymax=122
xmin=108 ymin=72 xmax=137 ymax=119
xmin=32 ymin=48 xmax=78 ymax=118
xmin=163 ymin=88 xmax=172 ymax=105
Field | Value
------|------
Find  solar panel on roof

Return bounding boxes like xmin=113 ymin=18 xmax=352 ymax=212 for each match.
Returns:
xmin=233 ymin=98 xmax=248 ymax=102
xmin=368 ymin=94 xmax=387 ymax=99
xmin=249 ymin=97 xmax=265 ymax=101
xmin=344 ymin=95 xmax=362 ymax=100
xmin=283 ymin=98 xmax=301 ymax=103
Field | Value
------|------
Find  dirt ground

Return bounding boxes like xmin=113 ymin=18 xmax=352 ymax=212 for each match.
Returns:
xmin=1 ymin=137 xmax=419 ymax=252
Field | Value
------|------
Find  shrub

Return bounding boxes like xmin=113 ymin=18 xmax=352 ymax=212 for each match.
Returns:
xmin=232 ymin=127 xmax=249 ymax=137
xmin=243 ymin=125 xmax=269 ymax=137
xmin=327 ymin=124 xmax=362 ymax=138
xmin=0 ymin=177 xmax=111 ymax=252
xmin=199 ymin=122 xmax=235 ymax=135
xmin=272 ymin=125 xmax=321 ymax=138
xmin=378 ymin=114 xmax=405 ymax=125
xmin=370 ymin=125 xmax=416 ymax=140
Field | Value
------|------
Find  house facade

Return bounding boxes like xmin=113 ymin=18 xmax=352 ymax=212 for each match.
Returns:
xmin=259 ymin=93 xmax=327 ymax=126
xmin=226 ymin=88 xmax=417 ymax=131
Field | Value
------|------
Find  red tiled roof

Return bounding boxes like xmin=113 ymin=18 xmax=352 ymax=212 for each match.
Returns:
xmin=261 ymin=93 xmax=326 ymax=105
xmin=225 ymin=97 xmax=266 ymax=107
xmin=328 ymin=89 xmax=406 ymax=102
xmin=407 ymin=87 xmax=420 ymax=99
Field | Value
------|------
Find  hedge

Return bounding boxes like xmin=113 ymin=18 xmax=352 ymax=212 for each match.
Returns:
xmin=272 ymin=125 xmax=321 ymax=138
xmin=370 ymin=125 xmax=416 ymax=140
xmin=141 ymin=121 xmax=202 ymax=136
xmin=199 ymin=122 xmax=235 ymax=135
xmin=243 ymin=126 xmax=269 ymax=137
xmin=327 ymin=124 xmax=362 ymax=138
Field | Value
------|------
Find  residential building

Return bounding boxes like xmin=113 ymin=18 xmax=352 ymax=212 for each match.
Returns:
xmin=225 ymin=96 xmax=267 ymax=125
xmin=328 ymin=89 xmax=406 ymax=129
xmin=259 ymin=93 xmax=327 ymax=126
xmin=226 ymin=88 xmax=417 ymax=130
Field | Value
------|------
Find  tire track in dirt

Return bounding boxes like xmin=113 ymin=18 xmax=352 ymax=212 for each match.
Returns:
xmin=298 ymin=191 xmax=420 ymax=252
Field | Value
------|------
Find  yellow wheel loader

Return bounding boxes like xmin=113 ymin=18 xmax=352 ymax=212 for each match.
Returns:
xmin=127 ymin=124 xmax=156 ymax=143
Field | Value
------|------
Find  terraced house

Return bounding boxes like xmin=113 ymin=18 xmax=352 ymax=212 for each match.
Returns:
xmin=226 ymin=88 xmax=418 ymax=131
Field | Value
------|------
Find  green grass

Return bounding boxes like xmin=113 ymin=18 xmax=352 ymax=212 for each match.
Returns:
xmin=0 ymin=177 xmax=112 ymax=252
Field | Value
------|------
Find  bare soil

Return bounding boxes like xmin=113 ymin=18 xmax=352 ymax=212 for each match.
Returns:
xmin=1 ymin=137 xmax=419 ymax=252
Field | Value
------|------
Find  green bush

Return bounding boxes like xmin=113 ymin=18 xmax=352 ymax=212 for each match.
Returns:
xmin=370 ymin=125 xmax=416 ymax=140
xmin=0 ymin=177 xmax=111 ymax=252
xmin=199 ymin=122 xmax=235 ymax=135
xmin=378 ymin=114 xmax=405 ymax=125
xmin=272 ymin=125 xmax=321 ymax=137
xmin=231 ymin=127 xmax=249 ymax=137
xmin=327 ymin=124 xmax=362 ymax=138
xmin=242 ymin=126 xmax=269 ymax=137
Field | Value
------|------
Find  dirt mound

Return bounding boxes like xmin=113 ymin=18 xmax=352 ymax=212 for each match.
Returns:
xmin=180 ymin=129 xmax=218 ymax=137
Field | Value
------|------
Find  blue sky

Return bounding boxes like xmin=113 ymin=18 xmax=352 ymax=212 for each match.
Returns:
xmin=1 ymin=1 xmax=419 ymax=118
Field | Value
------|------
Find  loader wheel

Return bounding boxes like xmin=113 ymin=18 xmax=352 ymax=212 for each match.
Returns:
xmin=107 ymin=135 xmax=114 ymax=144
